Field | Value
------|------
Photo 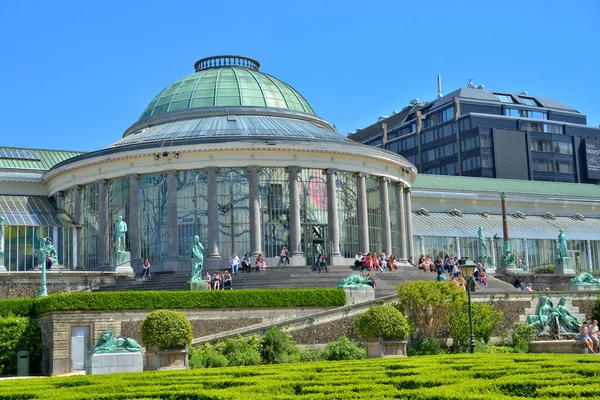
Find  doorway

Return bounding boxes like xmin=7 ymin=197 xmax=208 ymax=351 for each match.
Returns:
xmin=71 ymin=326 xmax=90 ymax=370
xmin=303 ymin=224 xmax=329 ymax=266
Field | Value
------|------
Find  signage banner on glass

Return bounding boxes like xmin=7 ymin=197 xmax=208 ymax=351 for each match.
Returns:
xmin=584 ymin=139 xmax=600 ymax=180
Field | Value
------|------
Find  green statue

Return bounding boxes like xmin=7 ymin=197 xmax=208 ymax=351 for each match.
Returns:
xmin=37 ymin=236 xmax=57 ymax=265
xmin=557 ymin=230 xmax=568 ymax=258
xmin=527 ymin=296 xmax=557 ymax=334
xmin=477 ymin=226 xmax=489 ymax=259
xmin=114 ymin=216 xmax=128 ymax=253
xmin=89 ymin=330 xmax=142 ymax=354
xmin=570 ymin=272 xmax=600 ymax=286
xmin=191 ymin=235 xmax=204 ymax=282
xmin=555 ymin=296 xmax=581 ymax=333
xmin=338 ymin=274 xmax=372 ymax=289
xmin=501 ymin=247 xmax=516 ymax=266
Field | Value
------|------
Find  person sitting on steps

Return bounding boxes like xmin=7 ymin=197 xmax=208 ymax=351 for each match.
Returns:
xmin=317 ymin=253 xmax=328 ymax=273
xmin=222 ymin=270 xmax=233 ymax=290
xmin=241 ymin=253 xmax=251 ymax=272
xmin=354 ymin=252 xmax=365 ymax=271
xmin=278 ymin=245 xmax=290 ymax=266
xmin=212 ymin=271 xmax=222 ymax=290
xmin=142 ymin=258 xmax=151 ymax=278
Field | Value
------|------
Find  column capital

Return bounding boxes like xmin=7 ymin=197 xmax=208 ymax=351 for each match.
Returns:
xmin=246 ymin=165 xmax=262 ymax=173
xmin=204 ymin=166 xmax=220 ymax=174
xmin=405 ymin=187 xmax=412 ymax=194
xmin=397 ymin=181 xmax=405 ymax=188
xmin=356 ymin=172 xmax=369 ymax=178
xmin=95 ymin=179 xmax=107 ymax=185
xmin=126 ymin=173 xmax=140 ymax=181
xmin=163 ymin=169 xmax=178 ymax=177
xmin=69 ymin=184 xmax=81 ymax=191
xmin=381 ymin=177 xmax=391 ymax=183
xmin=324 ymin=168 xmax=338 ymax=176
xmin=286 ymin=166 xmax=302 ymax=174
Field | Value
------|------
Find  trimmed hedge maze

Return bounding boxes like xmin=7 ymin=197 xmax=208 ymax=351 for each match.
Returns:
xmin=2 ymin=353 xmax=600 ymax=399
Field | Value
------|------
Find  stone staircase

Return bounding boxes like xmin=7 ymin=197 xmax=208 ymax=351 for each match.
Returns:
xmin=93 ymin=264 xmax=519 ymax=298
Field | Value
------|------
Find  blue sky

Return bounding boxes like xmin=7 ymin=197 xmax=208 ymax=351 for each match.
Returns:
xmin=1 ymin=0 xmax=598 ymax=152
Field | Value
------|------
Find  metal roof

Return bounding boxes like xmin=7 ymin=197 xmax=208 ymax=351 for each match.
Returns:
xmin=413 ymin=174 xmax=600 ymax=200
xmin=139 ymin=66 xmax=315 ymax=121
xmin=413 ymin=212 xmax=600 ymax=241
xmin=0 ymin=147 xmax=84 ymax=171
xmin=109 ymin=114 xmax=351 ymax=148
xmin=0 ymin=196 xmax=73 ymax=227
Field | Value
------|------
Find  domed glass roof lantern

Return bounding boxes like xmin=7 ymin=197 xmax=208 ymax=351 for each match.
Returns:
xmin=139 ymin=55 xmax=315 ymax=121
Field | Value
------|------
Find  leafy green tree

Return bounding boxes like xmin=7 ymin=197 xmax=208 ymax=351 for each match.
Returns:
xmin=322 ymin=337 xmax=365 ymax=361
xmin=260 ymin=327 xmax=299 ymax=364
xmin=0 ymin=314 xmax=42 ymax=375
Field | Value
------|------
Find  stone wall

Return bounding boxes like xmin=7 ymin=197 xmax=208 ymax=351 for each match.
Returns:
xmin=494 ymin=274 xmax=582 ymax=292
xmin=0 ymin=271 xmax=132 ymax=299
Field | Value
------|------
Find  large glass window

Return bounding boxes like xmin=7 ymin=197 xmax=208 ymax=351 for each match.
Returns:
xmin=217 ymin=168 xmax=250 ymax=258
xmin=177 ymin=170 xmax=208 ymax=258
xmin=336 ymin=172 xmax=359 ymax=258
xmin=108 ymin=177 xmax=130 ymax=263
xmin=260 ymin=168 xmax=289 ymax=258
xmin=521 ymin=121 xmax=563 ymax=134
xmin=495 ymin=94 xmax=516 ymax=103
xmin=461 ymin=136 xmax=480 ymax=152
xmin=530 ymin=139 xmax=573 ymax=155
xmin=82 ymin=183 xmax=99 ymax=269
xmin=521 ymin=97 xmax=541 ymax=106
xmin=505 ymin=108 xmax=548 ymax=120
xmin=300 ymin=169 xmax=328 ymax=263
xmin=423 ymin=106 xmax=454 ymax=128
xmin=462 ymin=156 xmax=481 ymax=172
xmin=366 ymin=176 xmax=382 ymax=253
xmin=140 ymin=173 xmax=168 ymax=263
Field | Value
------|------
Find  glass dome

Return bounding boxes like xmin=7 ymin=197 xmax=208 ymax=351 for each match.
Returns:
xmin=139 ymin=56 xmax=315 ymax=120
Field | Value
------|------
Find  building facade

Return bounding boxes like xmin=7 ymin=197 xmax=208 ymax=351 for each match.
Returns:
xmin=1 ymin=56 xmax=416 ymax=272
xmin=349 ymin=84 xmax=600 ymax=183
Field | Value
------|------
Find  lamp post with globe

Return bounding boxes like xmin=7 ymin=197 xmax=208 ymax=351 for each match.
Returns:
xmin=459 ymin=259 xmax=477 ymax=353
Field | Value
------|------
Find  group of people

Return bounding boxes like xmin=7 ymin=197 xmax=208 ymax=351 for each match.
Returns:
xmin=203 ymin=270 xmax=233 ymax=290
xmin=513 ymin=276 xmax=534 ymax=292
xmin=354 ymin=251 xmax=397 ymax=272
xmin=229 ymin=252 xmax=266 ymax=273
xmin=426 ymin=254 xmax=489 ymax=289
xmin=580 ymin=320 xmax=600 ymax=354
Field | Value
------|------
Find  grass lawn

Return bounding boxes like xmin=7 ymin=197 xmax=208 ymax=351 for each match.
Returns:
xmin=3 ymin=353 xmax=599 ymax=399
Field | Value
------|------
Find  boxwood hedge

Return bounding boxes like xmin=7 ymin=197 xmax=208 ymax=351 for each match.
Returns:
xmin=0 ymin=353 xmax=598 ymax=399
xmin=0 ymin=288 xmax=345 ymax=317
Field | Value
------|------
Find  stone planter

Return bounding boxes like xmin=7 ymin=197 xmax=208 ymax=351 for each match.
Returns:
xmin=145 ymin=346 xmax=188 ymax=370
xmin=365 ymin=338 xmax=408 ymax=358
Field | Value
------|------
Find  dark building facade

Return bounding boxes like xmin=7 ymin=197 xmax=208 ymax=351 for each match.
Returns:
xmin=349 ymin=86 xmax=600 ymax=183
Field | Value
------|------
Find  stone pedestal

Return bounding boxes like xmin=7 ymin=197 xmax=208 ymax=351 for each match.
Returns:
xmin=146 ymin=348 xmax=188 ymax=371
xmin=0 ymin=248 xmax=5 ymax=272
xmin=365 ymin=338 xmax=408 ymax=358
xmin=186 ymin=281 xmax=208 ymax=291
xmin=112 ymin=251 xmax=134 ymax=276
xmin=555 ymin=257 xmax=576 ymax=275
xmin=86 ymin=352 xmax=143 ymax=374
xmin=343 ymin=287 xmax=374 ymax=305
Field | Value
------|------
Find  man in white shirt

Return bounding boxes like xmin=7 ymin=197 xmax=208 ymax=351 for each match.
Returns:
xmin=590 ymin=320 xmax=599 ymax=351
xmin=229 ymin=252 xmax=240 ymax=274
xmin=354 ymin=252 xmax=365 ymax=270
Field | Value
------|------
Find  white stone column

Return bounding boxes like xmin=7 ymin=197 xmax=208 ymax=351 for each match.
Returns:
xmin=405 ymin=187 xmax=414 ymax=259
xmin=395 ymin=182 xmax=407 ymax=263
xmin=356 ymin=172 xmax=369 ymax=254
xmin=587 ymin=240 xmax=593 ymax=271
xmin=488 ymin=238 xmax=496 ymax=271
xmin=97 ymin=179 xmax=109 ymax=269
xmin=325 ymin=168 xmax=343 ymax=264
xmin=205 ymin=167 xmax=221 ymax=260
xmin=380 ymin=178 xmax=392 ymax=256
xmin=166 ymin=170 xmax=179 ymax=258
xmin=420 ymin=236 xmax=425 ymax=258
xmin=127 ymin=174 xmax=141 ymax=265
xmin=0 ymin=217 xmax=5 ymax=272
xmin=73 ymin=185 xmax=83 ymax=270
xmin=455 ymin=237 xmax=461 ymax=259
xmin=71 ymin=228 xmax=77 ymax=270
xmin=523 ymin=239 xmax=529 ymax=270
xmin=54 ymin=192 xmax=64 ymax=264
xmin=287 ymin=166 xmax=305 ymax=266
xmin=247 ymin=165 xmax=262 ymax=257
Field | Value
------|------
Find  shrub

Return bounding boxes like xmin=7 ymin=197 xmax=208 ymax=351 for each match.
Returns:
xmin=215 ymin=335 xmax=262 ymax=366
xmin=445 ymin=299 xmax=503 ymax=351
xmin=260 ymin=327 xmax=299 ymax=364
xmin=407 ymin=337 xmax=444 ymax=356
xmin=592 ymin=294 xmax=600 ymax=323
xmin=0 ymin=299 xmax=37 ymax=317
xmin=0 ymin=314 xmax=42 ymax=375
xmin=322 ymin=337 xmax=365 ymax=361
xmin=396 ymin=281 xmax=463 ymax=341
xmin=533 ymin=265 xmax=555 ymax=274
xmin=298 ymin=346 xmax=323 ymax=362
xmin=500 ymin=323 xmax=535 ymax=353
xmin=354 ymin=305 xmax=411 ymax=340
xmin=189 ymin=344 xmax=229 ymax=369
xmin=141 ymin=310 xmax=192 ymax=349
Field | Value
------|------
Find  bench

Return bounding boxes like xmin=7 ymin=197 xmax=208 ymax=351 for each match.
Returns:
xmin=528 ymin=339 xmax=590 ymax=354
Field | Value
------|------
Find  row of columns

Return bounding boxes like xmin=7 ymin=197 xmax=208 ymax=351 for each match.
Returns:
xmin=64 ymin=167 xmax=414 ymax=269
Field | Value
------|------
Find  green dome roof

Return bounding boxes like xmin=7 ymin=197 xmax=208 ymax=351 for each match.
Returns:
xmin=140 ymin=56 xmax=315 ymax=120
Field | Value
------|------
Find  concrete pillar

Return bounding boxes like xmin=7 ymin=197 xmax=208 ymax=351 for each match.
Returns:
xmin=325 ymin=168 xmax=343 ymax=264
xmin=71 ymin=228 xmax=77 ymax=270
xmin=405 ymin=187 xmax=414 ymax=259
xmin=205 ymin=167 xmax=220 ymax=259
xmin=420 ymin=236 xmax=425 ymax=258
xmin=287 ymin=166 xmax=305 ymax=266
xmin=356 ymin=172 xmax=369 ymax=254
xmin=54 ymin=192 xmax=64 ymax=264
xmin=489 ymin=238 xmax=496 ymax=270
xmin=456 ymin=237 xmax=461 ymax=259
xmin=395 ymin=182 xmax=407 ymax=263
xmin=380 ymin=178 xmax=392 ymax=256
xmin=73 ymin=185 xmax=83 ymax=270
xmin=127 ymin=174 xmax=141 ymax=264
xmin=165 ymin=170 xmax=179 ymax=259
xmin=247 ymin=165 xmax=262 ymax=257
xmin=523 ymin=239 xmax=529 ymax=270
xmin=587 ymin=240 xmax=593 ymax=271
xmin=97 ymin=179 xmax=109 ymax=269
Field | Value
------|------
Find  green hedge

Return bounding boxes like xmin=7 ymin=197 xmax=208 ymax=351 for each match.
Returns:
xmin=0 ymin=289 xmax=346 ymax=316
xmin=0 ymin=353 xmax=598 ymax=399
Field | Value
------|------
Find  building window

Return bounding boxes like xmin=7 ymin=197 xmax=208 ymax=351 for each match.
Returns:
xmin=532 ymin=159 xmax=574 ymax=174
xmin=462 ymin=156 xmax=481 ymax=171
xmin=521 ymin=97 xmax=541 ymax=106
xmin=423 ymin=106 xmax=454 ymax=128
xmin=481 ymin=155 xmax=494 ymax=168
xmin=459 ymin=118 xmax=471 ymax=132
xmin=530 ymin=139 xmax=573 ymax=155
xmin=421 ymin=123 xmax=455 ymax=144
xmin=385 ymin=140 xmax=399 ymax=153
xmin=521 ymin=121 xmax=562 ymax=134
xmin=556 ymin=160 xmax=574 ymax=174
xmin=400 ymin=135 xmax=416 ymax=150
xmin=440 ymin=142 xmax=457 ymax=158
xmin=406 ymin=154 xmax=417 ymax=165
xmin=553 ymin=141 xmax=573 ymax=155
xmin=495 ymin=94 xmax=516 ymax=103
xmin=480 ymin=134 xmax=492 ymax=148
xmin=505 ymin=108 xmax=548 ymax=120
xmin=460 ymin=136 xmax=480 ymax=152
xmin=422 ymin=148 xmax=437 ymax=163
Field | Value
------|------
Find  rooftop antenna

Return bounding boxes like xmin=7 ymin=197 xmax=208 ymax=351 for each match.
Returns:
xmin=437 ymin=75 xmax=443 ymax=99
xmin=467 ymin=78 xmax=475 ymax=89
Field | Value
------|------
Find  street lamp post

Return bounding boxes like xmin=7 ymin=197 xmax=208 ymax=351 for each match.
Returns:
xmin=460 ymin=260 xmax=476 ymax=353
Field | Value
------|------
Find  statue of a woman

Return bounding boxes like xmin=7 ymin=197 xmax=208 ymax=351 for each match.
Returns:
xmin=527 ymin=296 xmax=556 ymax=333
xmin=558 ymin=230 xmax=568 ymax=258
xmin=191 ymin=235 xmax=204 ymax=282
xmin=555 ymin=296 xmax=581 ymax=333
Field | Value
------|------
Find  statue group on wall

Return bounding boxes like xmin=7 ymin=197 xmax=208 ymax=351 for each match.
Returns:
xmin=338 ymin=273 xmax=373 ymax=289
xmin=90 ymin=330 xmax=141 ymax=354
xmin=527 ymin=295 xmax=582 ymax=335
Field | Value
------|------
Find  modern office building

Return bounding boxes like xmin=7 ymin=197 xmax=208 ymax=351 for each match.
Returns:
xmin=349 ymin=81 xmax=600 ymax=183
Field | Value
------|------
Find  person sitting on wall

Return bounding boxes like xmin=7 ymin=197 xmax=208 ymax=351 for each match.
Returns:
xmin=45 ymin=254 xmax=53 ymax=270
xmin=418 ymin=254 xmax=425 ymax=270
xmin=212 ymin=271 xmax=222 ymax=290
xmin=580 ymin=321 xmax=596 ymax=354
xmin=379 ymin=253 xmax=388 ymax=271
xmin=452 ymin=263 xmax=462 ymax=278
xmin=372 ymin=252 xmax=382 ymax=272
xmin=434 ymin=256 xmax=443 ymax=273
xmin=354 ymin=252 xmax=365 ymax=270
xmin=443 ymin=254 xmax=452 ymax=274
xmin=525 ymin=283 xmax=533 ymax=292
xmin=364 ymin=253 xmax=374 ymax=271
xmin=479 ymin=268 xmax=488 ymax=287
xmin=256 ymin=253 xmax=266 ymax=271
xmin=388 ymin=254 xmax=396 ymax=272
xmin=589 ymin=320 xmax=600 ymax=352
xmin=204 ymin=271 xmax=212 ymax=290
xmin=222 ymin=270 xmax=232 ymax=290
xmin=278 ymin=245 xmax=290 ymax=266
xmin=513 ymin=276 xmax=525 ymax=291
xmin=229 ymin=252 xmax=240 ymax=274
xmin=408 ymin=255 xmax=416 ymax=267
xmin=241 ymin=253 xmax=251 ymax=272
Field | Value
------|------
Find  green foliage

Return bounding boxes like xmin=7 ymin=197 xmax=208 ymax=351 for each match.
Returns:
xmin=321 ymin=337 xmax=365 ymax=361
xmin=445 ymin=296 xmax=503 ymax=351
xmin=592 ymin=294 xmax=600 ymax=323
xmin=189 ymin=344 xmax=229 ymax=369
xmin=298 ymin=346 xmax=324 ymax=362
xmin=141 ymin=310 xmax=192 ymax=349
xmin=407 ymin=337 xmax=445 ymax=356
xmin=499 ymin=322 xmax=535 ymax=353
xmin=0 ymin=289 xmax=345 ymax=316
xmin=214 ymin=335 xmax=262 ymax=366
xmin=396 ymin=281 xmax=463 ymax=341
xmin=260 ymin=328 xmax=299 ymax=364
xmin=354 ymin=305 xmax=411 ymax=340
xmin=0 ymin=314 xmax=42 ymax=375
xmin=533 ymin=265 xmax=555 ymax=274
